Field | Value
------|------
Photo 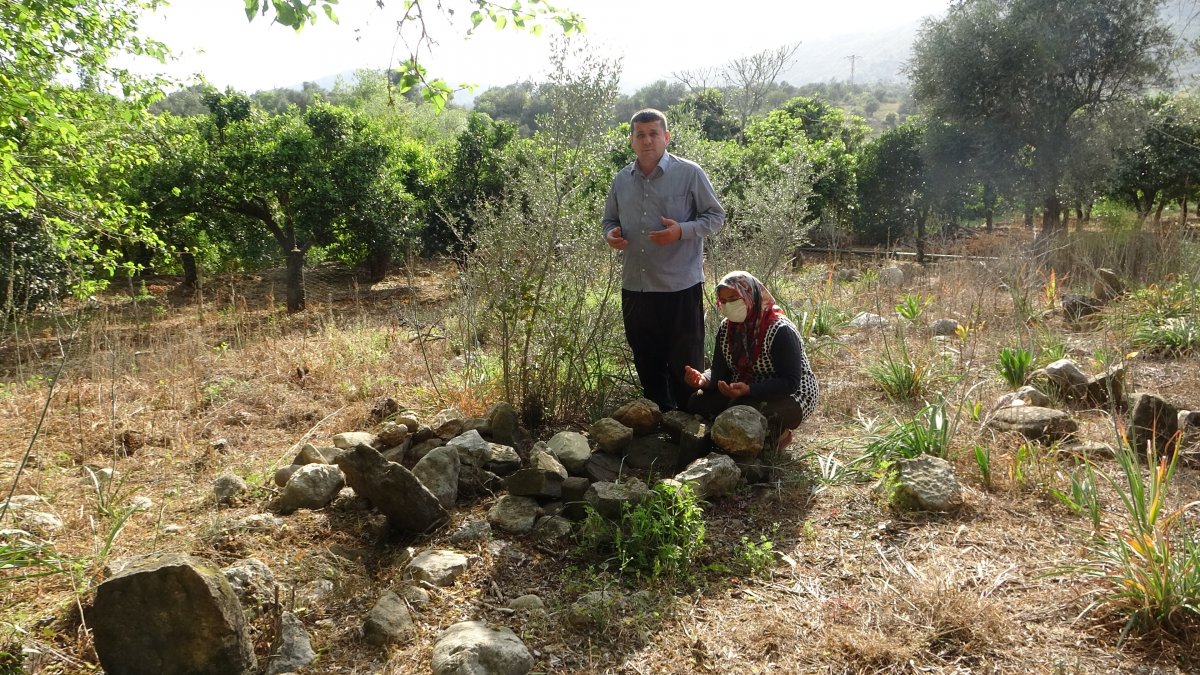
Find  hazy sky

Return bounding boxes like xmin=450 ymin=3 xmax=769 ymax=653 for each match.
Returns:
xmin=132 ymin=0 xmax=954 ymax=93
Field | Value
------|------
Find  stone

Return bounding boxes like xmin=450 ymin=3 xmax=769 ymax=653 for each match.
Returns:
xmin=529 ymin=445 xmax=569 ymax=478
xmin=81 ymin=466 xmax=115 ymax=491
xmin=878 ymin=266 xmax=905 ymax=287
xmin=213 ymin=473 xmax=249 ymax=504
xmin=447 ymin=430 xmax=492 ymax=468
xmin=409 ymin=437 xmax=445 ymax=464
xmin=363 ymin=591 xmax=415 ymax=646
xmin=1061 ymin=293 xmax=1103 ymax=321
xmin=622 ymin=432 xmax=680 ymax=474
xmin=674 ymin=453 xmax=742 ymax=500
xmin=487 ymin=495 xmax=540 ymax=534
xmin=293 ymin=443 xmax=330 ymax=465
xmin=222 ymin=558 xmax=277 ymax=619
xmin=532 ymin=515 xmax=573 ymax=544
xmin=407 ymin=549 xmax=470 ymax=587
xmin=265 ymin=612 xmax=316 ymax=675
xmin=432 ymin=408 xmax=466 ymax=440
xmin=505 ymin=468 xmax=564 ymax=499
xmin=412 ymin=446 xmax=461 ymax=510
xmin=585 ymin=452 xmax=624 ymax=484
xmin=484 ymin=443 xmax=522 ymax=476
xmin=611 ymin=399 xmax=662 ymax=436
xmin=295 ymin=579 xmax=335 ymax=608
xmin=547 ymin=431 xmax=593 ymax=474
xmin=486 ymin=402 xmax=519 ymax=445
xmin=849 ymin=311 xmax=888 ymax=328
xmin=332 ymin=432 xmax=378 ymax=450
xmin=1085 ymin=362 xmax=1126 ymax=409
xmin=377 ymin=420 xmax=411 ymax=448
xmin=449 ymin=519 xmax=492 ymax=546
xmin=589 ymin=417 xmax=634 ymax=455
xmin=273 ymin=464 xmax=301 ymax=488
xmin=277 ymin=464 xmax=345 ymax=514
xmin=929 ymin=318 xmax=960 ymax=337
xmin=710 ymin=405 xmax=768 ymax=458
xmin=1093 ymin=268 xmax=1125 ymax=302
xmin=431 ymin=621 xmax=534 ymax=675
xmin=891 ymin=454 xmax=964 ymax=512
xmin=1054 ymin=440 xmax=1117 ymax=461
xmin=334 ymin=445 xmax=449 ymax=533
xmin=834 ymin=268 xmax=860 ymax=282
xmin=508 ymin=594 xmax=545 ymax=613
xmin=584 ymin=479 xmax=650 ymax=520
xmin=89 ymin=553 xmax=256 ymax=675
xmin=662 ymin=410 xmax=707 ymax=465
xmin=332 ymin=487 xmax=372 ymax=511
xmin=560 ymin=476 xmax=592 ymax=521
xmin=1128 ymin=393 xmax=1179 ymax=456
xmin=19 ymin=512 xmax=63 ymax=537
xmin=987 ymin=406 xmax=1078 ymax=442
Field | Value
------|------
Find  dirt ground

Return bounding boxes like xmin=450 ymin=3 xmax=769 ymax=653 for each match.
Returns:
xmin=2 ymin=229 xmax=1200 ymax=674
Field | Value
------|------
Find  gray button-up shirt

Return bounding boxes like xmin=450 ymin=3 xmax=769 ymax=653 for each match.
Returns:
xmin=602 ymin=152 xmax=725 ymax=292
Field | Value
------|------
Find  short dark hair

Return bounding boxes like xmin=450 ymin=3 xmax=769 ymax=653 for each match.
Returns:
xmin=630 ymin=108 xmax=668 ymax=132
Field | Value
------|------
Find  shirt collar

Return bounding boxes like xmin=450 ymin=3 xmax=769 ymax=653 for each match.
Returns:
xmin=629 ymin=151 xmax=673 ymax=176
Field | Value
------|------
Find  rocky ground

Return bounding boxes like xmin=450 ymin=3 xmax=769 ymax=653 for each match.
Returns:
xmin=3 ymin=232 xmax=1200 ymax=674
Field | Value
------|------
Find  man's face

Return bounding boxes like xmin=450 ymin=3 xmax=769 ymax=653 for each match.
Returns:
xmin=630 ymin=120 xmax=669 ymax=166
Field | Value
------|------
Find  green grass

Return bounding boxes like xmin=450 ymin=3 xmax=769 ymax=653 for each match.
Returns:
xmin=865 ymin=400 xmax=954 ymax=463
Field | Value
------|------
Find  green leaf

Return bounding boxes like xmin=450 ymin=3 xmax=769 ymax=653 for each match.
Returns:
xmin=244 ymin=0 xmax=261 ymax=21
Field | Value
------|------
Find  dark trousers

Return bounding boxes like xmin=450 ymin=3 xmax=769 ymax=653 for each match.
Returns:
xmin=622 ymin=283 xmax=705 ymax=411
xmin=687 ymin=389 xmax=806 ymax=435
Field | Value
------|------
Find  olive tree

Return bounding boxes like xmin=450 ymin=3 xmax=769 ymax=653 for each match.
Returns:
xmin=909 ymin=0 xmax=1174 ymax=237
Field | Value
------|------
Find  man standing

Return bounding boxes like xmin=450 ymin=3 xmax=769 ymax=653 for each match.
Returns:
xmin=603 ymin=108 xmax=725 ymax=411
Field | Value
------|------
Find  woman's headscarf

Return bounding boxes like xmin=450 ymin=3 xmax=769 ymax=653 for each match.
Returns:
xmin=716 ymin=271 xmax=787 ymax=384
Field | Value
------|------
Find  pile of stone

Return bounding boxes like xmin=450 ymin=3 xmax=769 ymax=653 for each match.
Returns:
xmin=84 ymin=397 xmax=788 ymax=675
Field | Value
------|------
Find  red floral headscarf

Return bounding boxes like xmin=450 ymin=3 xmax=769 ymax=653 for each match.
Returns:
xmin=716 ymin=271 xmax=787 ymax=384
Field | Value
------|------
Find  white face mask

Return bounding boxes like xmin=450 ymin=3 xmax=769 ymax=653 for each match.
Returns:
xmin=719 ymin=299 xmax=749 ymax=323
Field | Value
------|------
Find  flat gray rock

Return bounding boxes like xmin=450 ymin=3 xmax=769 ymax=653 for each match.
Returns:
xmin=431 ymin=621 xmax=533 ymax=675
xmin=987 ymin=406 xmax=1077 ymax=442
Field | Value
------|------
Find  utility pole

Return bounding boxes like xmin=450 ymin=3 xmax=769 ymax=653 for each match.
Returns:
xmin=846 ymin=54 xmax=860 ymax=84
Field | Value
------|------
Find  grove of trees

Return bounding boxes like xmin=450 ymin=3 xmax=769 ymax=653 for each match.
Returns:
xmin=4 ymin=0 xmax=1200 ymax=319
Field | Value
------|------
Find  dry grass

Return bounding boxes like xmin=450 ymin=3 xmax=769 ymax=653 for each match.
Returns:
xmin=3 ymin=235 xmax=1200 ymax=674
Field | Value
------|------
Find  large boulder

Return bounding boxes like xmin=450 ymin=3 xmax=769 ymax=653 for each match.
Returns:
xmin=334 ymin=444 xmax=449 ymax=533
xmin=584 ymin=479 xmax=650 ymax=520
xmin=277 ymin=463 xmax=345 ymax=513
xmin=407 ymin=549 xmax=471 ymax=587
xmin=547 ymin=431 xmax=593 ymax=473
xmin=265 ymin=612 xmax=316 ymax=675
xmin=622 ymin=432 xmax=680 ymax=475
xmin=363 ymin=591 xmax=415 ymax=646
xmin=485 ymin=402 xmax=519 ymax=445
xmin=90 ymin=553 xmax=256 ymax=675
xmin=710 ymin=405 xmax=768 ymax=458
xmin=589 ymin=417 xmax=634 ymax=454
xmin=487 ymin=495 xmax=541 ymax=534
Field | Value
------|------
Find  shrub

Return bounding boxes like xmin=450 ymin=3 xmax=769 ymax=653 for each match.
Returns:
xmin=865 ymin=400 xmax=954 ymax=463
xmin=579 ymin=482 xmax=707 ymax=582
xmin=865 ymin=343 xmax=938 ymax=402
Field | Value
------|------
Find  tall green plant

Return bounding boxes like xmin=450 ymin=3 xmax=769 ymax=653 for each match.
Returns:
xmin=1054 ymin=445 xmax=1200 ymax=637
xmin=465 ymin=42 xmax=628 ymax=424
xmin=995 ymin=346 xmax=1033 ymax=388
xmin=579 ymin=482 xmax=707 ymax=582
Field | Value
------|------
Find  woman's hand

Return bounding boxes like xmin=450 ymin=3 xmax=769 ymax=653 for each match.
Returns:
xmin=683 ymin=365 xmax=708 ymax=390
xmin=717 ymin=380 xmax=750 ymax=398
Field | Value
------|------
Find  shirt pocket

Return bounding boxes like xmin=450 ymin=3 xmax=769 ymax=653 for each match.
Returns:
xmin=665 ymin=192 xmax=694 ymax=223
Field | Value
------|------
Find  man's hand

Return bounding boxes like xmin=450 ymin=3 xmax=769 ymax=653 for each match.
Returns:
xmin=683 ymin=365 xmax=708 ymax=390
xmin=647 ymin=216 xmax=682 ymax=245
xmin=606 ymin=226 xmax=628 ymax=251
xmin=717 ymin=380 xmax=750 ymax=398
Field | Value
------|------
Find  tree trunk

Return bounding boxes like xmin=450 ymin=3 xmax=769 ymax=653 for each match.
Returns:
xmin=1082 ymin=201 xmax=1092 ymax=223
xmin=983 ymin=183 xmax=995 ymax=232
xmin=915 ymin=207 xmax=927 ymax=264
xmin=365 ymin=249 xmax=391 ymax=283
xmin=1153 ymin=195 xmax=1167 ymax=231
xmin=286 ymin=248 xmax=306 ymax=313
xmin=1060 ymin=207 xmax=1071 ymax=233
xmin=1040 ymin=193 xmax=1061 ymax=237
xmin=1024 ymin=200 xmax=1035 ymax=229
xmin=180 ymin=251 xmax=199 ymax=290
